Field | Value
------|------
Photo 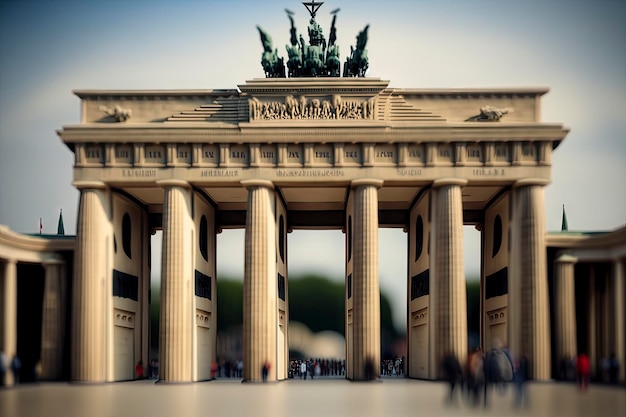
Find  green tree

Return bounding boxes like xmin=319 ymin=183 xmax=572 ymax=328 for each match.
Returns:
xmin=215 ymin=274 xmax=399 ymax=339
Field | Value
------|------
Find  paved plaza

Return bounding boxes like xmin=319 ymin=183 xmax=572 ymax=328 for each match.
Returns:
xmin=1 ymin=378 xmax=624 ymax=417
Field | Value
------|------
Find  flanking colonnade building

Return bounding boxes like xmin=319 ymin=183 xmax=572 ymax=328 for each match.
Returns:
xmin=1 ymin=77 xmax=625 ymax=386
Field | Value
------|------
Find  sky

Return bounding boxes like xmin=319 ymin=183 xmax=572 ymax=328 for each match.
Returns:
xmin=1 ymin=0 xmax=625 ymax=332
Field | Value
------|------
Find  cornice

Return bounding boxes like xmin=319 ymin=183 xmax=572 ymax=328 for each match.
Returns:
xmin=546 ymin=226 xmax=626 ymax=249
xmin=57 ymin=123 xmax=569 ymax=144
xmin=0 ymin=225 xmax=75 ymax=253
xmin=393 ymin=87 xmax=550 ymax=97
xmin=72 ymin=85 xmax=550 ymax=99
xmin=73 ymin=89 xmax=240 ymax=99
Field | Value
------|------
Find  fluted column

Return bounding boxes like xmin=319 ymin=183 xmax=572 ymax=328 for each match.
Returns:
xmin=241 ymin=179 xmax=277 ymax=382
xmin=510 ymin=179 xmax=551 ymax=379
xmin=587 ymin=268 xmax=597 ymax=375
xmin=158 ymin=180 xmax=194 ymax=382
xmin=612 ymin=259 xmax=625 ymax=382
xmin=2 ymin=259 xmax=17 ymax=387
xmin=351 ymin=179 xmax=383 ymax=380
xmin=431 ymin=179 xmax=467 ymax=375
xmin=41 ymin=259 xmax=66 ymax=380
xmin=71 ymin=181 xmax=110 ymax=382
xmin=554 ymin=254 xmax=577 ymax=366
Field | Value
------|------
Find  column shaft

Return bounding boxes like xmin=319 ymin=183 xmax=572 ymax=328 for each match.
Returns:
xmin=588 ymin=269 xmax=597 ymax=376
xmin=351 ymin=180 xmax=381 ymax=380
xmin=2 ymin=260 xmax=17 ymax=387
xmin=159 ymin=182 xmax=193 ymax=382
xmin=612 ymin=260 xmax=625 ymax=382
xmin=554 ymin=255 xmax=577 ymax=367
xmin=72 ymin=186 xmax=109 ymax=381
xmin=242 ymin=180 xmax=277 ymax=382
xmin=511 ymin=182 xmax=551 ymax=379
xmin=432 ymin=180 xmax=467 ymax=374
xmin=41 ymin=261 xmax=66 ymax=380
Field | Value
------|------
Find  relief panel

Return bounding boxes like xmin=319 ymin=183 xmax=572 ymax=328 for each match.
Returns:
xmin=343 ymin=144 xmax=361 ymax=165
xmin=201 ymin=145 xmax=219 ymax=165
xmin=144 ymin=145 xmax=165 ymax=165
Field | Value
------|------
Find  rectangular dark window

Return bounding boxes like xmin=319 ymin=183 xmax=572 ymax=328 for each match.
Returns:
xmin=195 ymin=270 xmax=212 ymax=300
xmin=347 ymin=273 xmax=352 ymax=299
xmin=410 ymin=269 xmax=430 ymax=300
xmin=112 ymin=270 xmax=138 ymax=301
xmin=485 ymin=267 xmax=508 ymax=299
xmin=278 ymin=273 xmax=286 ymax=301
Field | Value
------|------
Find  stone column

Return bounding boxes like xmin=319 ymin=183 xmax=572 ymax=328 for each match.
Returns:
xmin=241 ymin=179 xmax=277 ymax=382
xmin=157 ymin=180 xmax=194 ymax=382
xmin=40 ymin=259 xmax=66 ymax=380
xmin=612 ymin=259 xmax=625 ymax=382
xmin=587 ymin=267 xmax=597 ymax=376
xmin=351 ymin=179 xmax=383 ymax=380
xmin=2 ymin=259 xmax=17 ymax=387
xmin=71 ymin=181 xmax=110 ymax=382
xmin=510 ymin=179 xmax=551 ymax=379
xmin=431 ymin=179 xmax=468 ymax=373
xmin=553 ymin=254 xmax=577 ymax=370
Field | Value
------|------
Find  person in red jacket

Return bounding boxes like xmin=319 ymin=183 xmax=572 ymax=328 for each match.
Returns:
xmin=135 ymin=361 xmax=144 ymax=379
xmin=576 ymin=353 xmax=590 ymax=392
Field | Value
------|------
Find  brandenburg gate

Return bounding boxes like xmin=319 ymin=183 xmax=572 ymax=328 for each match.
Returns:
xmin=56 ymin=3 xmax=568 ymax=383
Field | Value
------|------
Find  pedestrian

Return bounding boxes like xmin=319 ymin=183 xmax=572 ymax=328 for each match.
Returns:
xmin=576 ymin=353 xmax=590 ymax=392
xmin=210 ymin=361 xmax=218 ymax=380
xmin=441 ymin=352 xmax=463 ymax=405
xmin=135 ymin=361 xmax=144 ymax=379
xmin=300 ymin=360 xmax=307 ymax=379
xmin=468 ymin=347 xmax=484 ymax=406
xmin=608 ymin=352 xmax=619 ymax=384
xmin=0 ymin=350 xmax=7 ymax=387
xmin=261 ymin=361 xmax=270 ymax=382
xmin=513 ymin=354 xmax=530 ymax=408
xmin=11 ymin=355 xmax=21 ymax=385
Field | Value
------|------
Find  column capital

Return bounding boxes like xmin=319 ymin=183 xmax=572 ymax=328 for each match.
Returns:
xmin=42 ymin=257 xmax=65 ymax=267
xmin=513 ymin=178 xmax=551 ymax=188
xmin=240 ymin=179 xmax=274 ymax=190
xmin=2 ymin=257 xmax=17 ymax=265
xmin=432 ymin=178 xmax=468 ymax=188
xmin=556 ymin=253 xmax=578 ymax=264
xmin=73 ymin=180 xmax=107 ymax=190
xmin=350 ymin=179 xmax=383 ymax=189
xmin=156 ymin=179 xmax=191 ymax=189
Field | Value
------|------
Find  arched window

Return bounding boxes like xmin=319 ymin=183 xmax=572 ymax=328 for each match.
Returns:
xmin=199 ymin=215 xmax=209 ymax=262
xmin=414 ymin=215 xmax=424 ymax=262
xmin=347 ymin=215 xmax=353 ymax=262
xmin=492 ymin=214 xmax=502 ymax=258
xmin=278 ymin=214 xmax=285 ymax=263
xmin=122 ymin=213 xmax=132 ymax=259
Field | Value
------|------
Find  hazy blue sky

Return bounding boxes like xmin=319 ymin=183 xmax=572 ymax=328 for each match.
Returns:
xmin=1 ymin=0 xmax=624 ymax=330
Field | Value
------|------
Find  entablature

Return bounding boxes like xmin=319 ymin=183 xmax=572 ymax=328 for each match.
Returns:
xmin=67 ymin=138 xmax=557 ymax=171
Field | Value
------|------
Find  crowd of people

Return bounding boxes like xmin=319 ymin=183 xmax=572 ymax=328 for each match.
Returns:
xmin=441 ymin=345 xmax=529 ymax=408
xmin=381 ymin=357 xmax=405 ymax=376
xmin=289 ymin=358 xmax=345 ymax=379
xmin=0 ymin=352 xmax=22 ymax=386
xmin=441 ymin=346 xmax=623 ymax=409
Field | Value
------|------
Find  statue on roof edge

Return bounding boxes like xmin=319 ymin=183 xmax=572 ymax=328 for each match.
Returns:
xmin=257 ymin=26 xmax=286 ymax=78
xmin=256 ymin=2 xmax=368 ymax=78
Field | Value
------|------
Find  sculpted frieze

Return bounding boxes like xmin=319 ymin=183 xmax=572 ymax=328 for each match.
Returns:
xmin=248 ymin=94 xmax=376 ymax=121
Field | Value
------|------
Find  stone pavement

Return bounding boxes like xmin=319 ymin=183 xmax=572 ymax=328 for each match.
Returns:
xmin=1 ymin=377 xmax=624 ymax=417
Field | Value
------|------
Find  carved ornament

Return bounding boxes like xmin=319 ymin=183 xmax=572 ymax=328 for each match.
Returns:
xmin=465 ymin=105 xmax=513 ymax=122
xmin=249 ymin=94 xmax=376 ymax=121
xmin=100 ymin=105 xmax=132 ymax=122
